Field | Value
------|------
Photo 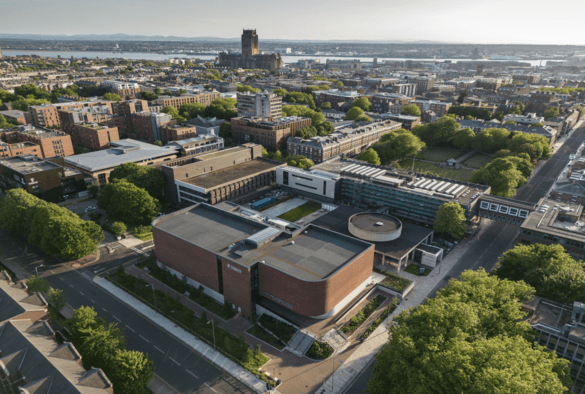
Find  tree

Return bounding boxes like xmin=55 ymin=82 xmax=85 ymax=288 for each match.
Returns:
xmin=48 ymin=287 xmax=67 ymax=312
xmin=513 ymin=101 xmax=525 ymax=112
xmin=345 ymin=107 xmax=365 ymax=120
xmin=320 ymin=102 xmax=332 ymax=110
xmin=371 ymin=129 xmax=425 ymax=165
xmin=220 ymin=122 xmax=232 ymax=139
xmin=544 ymin=107 xmax=559 ymax=119
xmin=175 ymin=89 xmax=187 ymax=96
xmin=41 ymin=216 xmax=103 ymax=260
xmin=140 ymin=91 xmax=158 ymax=101
xmin=508 ymin=106 xmax=522 ymax=115
xmin=109 ymin=162 xmax=165 ymax=200
xmin=98 ymin=180 xmax=159 ymax=225
xmin=471 ymin=128 xmax=511 ymax=153
xmin=103 ymin=92 xmax=122 ymax=102
xmin=493 ymin=111 xmax=505 ymax=121
xmin=88 ymin=185 xmax=100 ymax=198
xmin=360 ymin=148 xmax=381 ymax=165
xmin=204 ymin=98 xmax=237 ymax=120
xmin=162 ymin=105 xmax=186 ymax=122
xmin=0 ymin=188 xmax=44 ymax=236
xmin=153 ymin=140 xmax=163 ymax=146
xmin=507 ymin=132 xmax=551 ymax=161
xmin=434 ymin=203 xmax=469 ymax=239
xmin=354 ymin=114 xmax=373 ymax=122
xmin=411 ymin=116 xmax=460 ymax=147
xmin=282 ymin=105 xmax=326 ymax=125
xmin=471 ymin=157 xmax=529 ymax=197
xmin=111 ymin=222 xmax=127 ymax=236
xmin=532 ymin=122 xmax=544 ymax=127
xmin=25 ymin=275 xmax=51 ymax=293
xmin=179 ymin=102 xmax=206 ymax=119
xmin=108 ymin=350 xmax=155 ymax=394
xmin=400 ymin=104 xmax=421 ymax=117
xmin=350 ymin=97 xmax=372 ymax=112
xmin=495 ymin=243 xmax=585 ymax=304
xmin=236 ymin=85 xmax=260 ymax=93
xmin=284 ymin=155 xmax=313 ymax=170
xmin=452 ymin=128 xmax=475 ymax=150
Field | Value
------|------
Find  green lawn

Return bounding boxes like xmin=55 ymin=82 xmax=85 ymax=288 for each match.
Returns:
xmin=415 ymin=147 xmax=468 ymax=162
xmin=462 ymin=153 xmax=493 ymax=169
xmin=278 ymin=202 xmax=321 ymax=222
xmin=396 ymin=160 xmax=476 ymax=181
xmin=404 ymin=264 xmax=431 ymax=276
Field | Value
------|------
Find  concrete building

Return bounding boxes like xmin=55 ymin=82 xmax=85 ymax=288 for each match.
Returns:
xmin=131 ymin=112 xmax=173 ymax=142
xmin=391 ymin=83 xmax=417 ymax=97
xmin=64 ymin=139 xmax=179 ymax=186
xmin=0 ymin=125 xmax=74 ymax=158
xmin=503 ymin=113 xmax=545 ymax=125
xmin=152 ymin=203 xmax=374 ymax=318
xmin=218 ymin=30 xmax=283 ymax=70
xmin=409 ymin=77 xmax=435 ymax=94
xmin=101 ymin=80 xmax=141 ymax=97
xmin=377 ymin=114 xmax=421 ymax=130
xmin=231 ymin=116 xmax=311 ymax=151
xmin=287 ymin=120 xmax=402 ymax=163
xmin=236 ymin=91 xmax=282 ymax=118
xmin=167 ymin=135 xmax=224 ymax=157
xmin=276 ymin=166 xmax=340 ymax=202
xmin=313 ymin=90 xmax=362 ymax=108
xmin=370 ymin=93 xmax=412 ymax=114
xmin=153 ymin=92 xmax=221 ymax=110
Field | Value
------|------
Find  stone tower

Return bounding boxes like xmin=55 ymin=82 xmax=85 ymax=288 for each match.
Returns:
xmin=242 ymin=30 xmax=259 ymax=58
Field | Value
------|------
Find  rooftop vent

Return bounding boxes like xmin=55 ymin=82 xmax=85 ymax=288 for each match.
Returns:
xmin=375 ymin=222 xmax=384 ymax=226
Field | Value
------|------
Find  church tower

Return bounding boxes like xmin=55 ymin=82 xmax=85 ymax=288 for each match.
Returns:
xmin=242 ymin=30 xmax=259 ymax=58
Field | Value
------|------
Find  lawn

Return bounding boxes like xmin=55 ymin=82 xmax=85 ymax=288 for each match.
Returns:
xmin=462 ymin=153 xmax=493 ymax=169
xmin=278 ymin=201 xmax=321 ymax=222
xmin=396 ymin=159 xmax=476 ymax=181
xmin=415 ymin=147 xmax=468 ymax=162
xmin=404 ymin=264 xmax=431 ymax=276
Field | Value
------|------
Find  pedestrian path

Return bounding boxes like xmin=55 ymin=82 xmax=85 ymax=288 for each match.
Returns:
xmin=93 ymin=276 xmax=273 ymax=394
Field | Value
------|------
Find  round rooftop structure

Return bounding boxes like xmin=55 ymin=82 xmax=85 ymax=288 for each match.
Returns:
xmin=348 ymin=212 xmax=402 ymax=242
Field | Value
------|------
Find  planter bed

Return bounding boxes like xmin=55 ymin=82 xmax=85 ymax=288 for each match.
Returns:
xmin=246 ymin=324 xmax=285 ymax=350
xmin=305 ymin=340 xmax=334 ymax=360
xmin=374 ymin=268 xmax=413 ymax=292
xmin=340 ymin=294 xmax=387 ymax=336
xmin=258 ymin=314 xmax=297 ymax=344
xmin=359 ymin=298 xmax=399 ymax=340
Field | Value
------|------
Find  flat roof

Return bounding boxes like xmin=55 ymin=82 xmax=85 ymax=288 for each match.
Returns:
xmin=521 ymin=199 xmax=585 ymax=242
xmin=349 ymin=213 xmax=400 ymax=233
xmin=153 ymin=204 xmax=372 ymax=281
xmin=195 ymin=146 xmax=249 ymax=161
xmin=0 ymin=155 xmax=62 ymax=174
xmin=182 ymin=159 xmax=282 ymax=190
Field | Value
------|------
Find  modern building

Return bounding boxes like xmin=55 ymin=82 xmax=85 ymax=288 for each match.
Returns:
xmin=64 ymin=139 xmax=179 ymax=186
xmin=411 ymin=100 xmax=452 ymax=117
xmin=153 ymin=92 xmax=221 ymax=110
xmin=131 ymin=112 xmax=173 ymax=142
xmin=236 ymin=91 xmax=282 ymax=118
xmin=370 ymin=93 xmax=412 ymax=114
xmin=231 ymin=116 xmax=311 ymax=151
xmin=287 ymin=120 xmax=402 ymax=164
xmin=167 ymin=135 xmax=224 ymax=156
xmin=391 ymin=83 xmax=417 ymax=97
xmin=162 ymin=144 xmax=284 ymax=205
xmin=152 ymin=202 xmax=374 ymax=318
xmin=503 ymin=113 xmax=545 ymax=125
xmin=313 ymin=90 xmax=362 ymax=108
xmin=276 ymin=166 xmax=340 ymax=202
xmin=0 ymin=155 xmax=84 ymax=200
xmin=218 ymin=30 xmax=283 ymax=70
xmin=101 ymin=80 xmax=141 ymax=97
xmin=0 ymin=125 xmax=74 ymax=158
xmin=377 ymin=114 xmax=421 ymax=130
xmin=409 ymin=77 xmax=435 ymax=94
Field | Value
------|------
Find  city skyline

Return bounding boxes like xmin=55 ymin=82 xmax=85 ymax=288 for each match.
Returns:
xmin=1 ymin=0 xmax=584 ymax=46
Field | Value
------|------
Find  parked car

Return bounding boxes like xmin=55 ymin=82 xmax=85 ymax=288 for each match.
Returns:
xmin=85 ymin=206 xmax=97 ymax=213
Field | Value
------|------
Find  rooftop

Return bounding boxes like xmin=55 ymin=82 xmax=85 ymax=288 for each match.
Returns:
xmin=0 ymin=155 xmax=62 ymax=175
xmin=153 ymin=203 xmax=372 ymax=280
xmin=349 ymin=212 xmax=401 ymax=233
xmin=181 ymin=158 xmax=283 ymax=190
xmin=0 ymin=271 xmax=48 ymax=322
xmin=521 ymin=199 xmax=585 ymax=242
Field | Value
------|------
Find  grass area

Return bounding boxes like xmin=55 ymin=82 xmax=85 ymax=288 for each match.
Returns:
xmin=396 ymin=159 xmax=476 ymax=181
xmin=374 ymin=268 xmax=413 ymax=292
xmin=404 ymin=264 xmax=431 ymax=276
xmin=131 ymin=227 xmax=153 ymax=241
xmin=340 ymin=294 xmax=387 ymax=336
xmin=359 ymin=299 xmax=399 ymax=340
xmin=108 ymin=269 xmax=274 ymax=386
xmin=246 ymin=324 xmax=285 ymax=350
xmin=258 ymin=314 xmax=296 ymax=344
xmin=0 ymin=262 xmax=16 ymax=280
xmin=137 ymin=256 xmax=237 ymax=321
xmin=306 ymin=340 xmax=334 ymax=360
xmin=462 ymin=152 xmax=493 ymax=169
xmin=415 ymin=147 xmax=468 ymax=162
xmin=278 ymin=201 xmax=321 ymax=222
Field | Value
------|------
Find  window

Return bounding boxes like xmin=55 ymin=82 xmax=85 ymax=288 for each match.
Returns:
xmin=323 ymin=180 xmax=327 ymax=196
xmin=283 ymin=171 xmax=289 ymax=185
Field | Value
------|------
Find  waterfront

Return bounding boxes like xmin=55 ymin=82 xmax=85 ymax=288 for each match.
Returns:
xmin=2 ymin=50 xmax=558 ymax=66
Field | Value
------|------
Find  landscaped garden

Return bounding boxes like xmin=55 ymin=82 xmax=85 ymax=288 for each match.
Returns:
xmin=374 ymin=268 xmax=412 ymax=292
xmin=246 ymin=324 xmax=286 ymax=350
xmin=306 ymin=340 xmax=334 ymax=360
xmin=396 ymin=159 xmax=475 ymax=181
xmin=136 ymin=256 xmax=237 ymax=320
xmin=415 ymin=147 xmax=468 ymax=162
xmin=108 ymin=267 xmax=274 ymax=386
xmin=278 ymin=201 xmax=321 ymax=222
xmin=462 ymin=152 xmax=493 ymax=169
xmin=340 ymin=294 xmax=387 ymax=336
xmin=404 ymin=264 xmax=431 ymax=276
xmin=359 ymin=298 xmax=399 ymax=340
xmin=258 ymin=314 xmax=297 ymax=344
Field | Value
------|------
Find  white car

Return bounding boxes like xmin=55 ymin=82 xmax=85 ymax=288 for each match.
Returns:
xmin=85 ymin=206 xmax=97 ymax=213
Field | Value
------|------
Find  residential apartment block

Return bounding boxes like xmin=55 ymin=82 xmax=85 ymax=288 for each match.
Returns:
xmin=131 ymin=112 xmax=173 ymax=142
xmin=231 ymin=116 xmax=311 ymax=151
xmin=287 ymin=120 xmax=401 ymax=163
xmin=28 ymin=100 xmax=114 ymax=128
xmin=411 ymin=100 xmax=452 ymax=117
xmin=153 ymin=92 xmax=221 ymax=110
xmin=1 ymin=125 xmax=74 ymax=158
xmin=313 ymin=90 xmax=362 ymax=108
xmin=370 ymin=93 xmax=412 ymax=114
xmin=236 ymin=91 xmax=282 ymax=118
xmin=0 ymin=141 xmax=41 ymax=158
xmin=69 ymin=123 xmax=120 ymax=150
xmin=160 ymin=124 xmax=198 ymax=144
xmin=101 ymin=80 xmax=141 ymax=97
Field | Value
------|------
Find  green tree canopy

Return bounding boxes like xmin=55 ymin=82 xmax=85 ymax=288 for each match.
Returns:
xmin=98 ymin=179 xmax=159 ymax=225
xmin=507 ymin=131 xmax=551 ymax=161
xmin=350 ymin=97 xmax=372 ymax=112
xmin=220 ymin=121 xmax=232 ymax=139
xmin=236 ymin=85 xmax=260 ymax=93
xmin=179 ymin=102 xmax=206 ymax=119
xmin=140 ymin=91 xmax=158 ymax=101
xmin=471 ymin=128 xmax=511 ymax=153
xmin=371 ymin=129 xmax=425 ymax=165
xmin=452 ymin=128 xmax=476 ymax=150
xmin=103 ymin=92 xmax=122 ymax=102
xmin=400 ymin=104 xmax=421 ymax=116
xmin=284 ymin=155 xmax=313 ymax=170
xmin=508 ymin=106 xmax=523 ymax=115
xmin=109 ymin=162 xmax=165 ymax=200
xmin=470 ymin=156 xmax=532 ymax=197
xmin=320 ymin=102 xmax=332 ymax=110
xmin=345 ymin=107 xmax=365 ymax=120
xmin=162 ymin=105 xmax=186 ymax=122
xmin=544 ymin=107 xmax=560 ymax=119
xmin=205 ymin=98 xmax=237 ymax=120
xmin=411 ymin=115 xmax=460 ymax=147
xmin=282 ymin=105 xmax=326 ymax=125
xmin=434 ymin=202 xmax=469 ymax=238
xmin=359 ymin=148 xmax=381 ymax=165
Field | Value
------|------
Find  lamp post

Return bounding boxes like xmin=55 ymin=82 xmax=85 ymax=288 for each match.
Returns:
xmin=149 ymin=285 xmax=156 ymax=310
xmin=207 ymin=318 xmax=216 ymax=349
xmin=35 ymin=264 xmax=45 ymax=277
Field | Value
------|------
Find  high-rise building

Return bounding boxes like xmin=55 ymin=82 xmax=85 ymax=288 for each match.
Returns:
xmin=236 ymin=91 xmax=282 ymax=118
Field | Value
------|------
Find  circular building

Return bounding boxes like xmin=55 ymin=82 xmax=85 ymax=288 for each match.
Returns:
xmin=348 ymin=212 xmax=402 ymax=242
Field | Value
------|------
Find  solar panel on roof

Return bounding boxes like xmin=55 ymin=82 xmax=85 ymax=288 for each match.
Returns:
xmin=363 ymin=168 xmax=379 ymax=177
xmin=424 ymin=180 xmax=437 ymax=189
xmin=341 ymin=164 xmax=359 ymax=172
xmin=437 ymin=182 xmax=451 ymax=192
xmin=450 ymin=185 xmax=466 ymax=195
xmin=413 ymin=178 xmax=426 ymax=187
xmin=371 ymin=169 xmax=387 ymax=178
xmin=418 ymin=180 xmax=432 ymax=188
xmin=431 ymin=181 xmax=445 ymax=191
xmin=445 ymin=184 xmax=459 ymax=194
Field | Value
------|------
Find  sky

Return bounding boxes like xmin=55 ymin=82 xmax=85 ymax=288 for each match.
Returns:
xmin=1 ymin=0 xmax=584 ymax=45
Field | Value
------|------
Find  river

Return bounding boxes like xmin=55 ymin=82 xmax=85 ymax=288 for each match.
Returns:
xmin=2 ymin=50 xmax=557 ymax=67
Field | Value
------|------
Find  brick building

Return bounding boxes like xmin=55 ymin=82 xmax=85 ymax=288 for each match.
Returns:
xmin=370 ymin=93 xmax=412 ymax=114
xmin=231 ymin=116 xmax=311 ymax=150
xmin=152 ymin=203 xmax=375 ymax=318
xmin=69 ymin=123 xmax=120 ymax=150
xmin=28 ymin=100 xmax=114 ymax=128
xmin=109 ymin=99 xmax=150 ymax=136
xmin=236 ymin=91 xmax=282 ymax=118
xmin=153 ymin=92 xmax=221 ymax=110
xmin=287 ymin=120 xmax=402 ymax=163
xmin=411 ymin=100 xmax=452 ymax=117
xmin=313 ymin=90 xmax=362 ymax=108
xmin=0 ymin=125 xmax=74 ymax=158
xmin=131 ymin=112 xmax=173 ymax=142
xmin=0 ymin=110 xmax=27 ymax=124
xmin=160 ymin=124 xmax=198 ymax=144
xmin=0 ymin=141 xmax=41 ymax=158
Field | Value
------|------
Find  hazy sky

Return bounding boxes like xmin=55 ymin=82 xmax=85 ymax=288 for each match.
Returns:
xmin=1 ymin=0 xmax=584 ymax=45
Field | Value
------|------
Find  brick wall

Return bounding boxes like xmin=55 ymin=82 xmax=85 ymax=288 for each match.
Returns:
xmin=221 ymin=258 xmax=252 ymax=316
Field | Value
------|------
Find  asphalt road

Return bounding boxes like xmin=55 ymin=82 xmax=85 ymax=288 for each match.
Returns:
xmin=343 ymin=123 xmax=585 ymax=394
xmin=0 ymin=233 xmax=255 ymax=394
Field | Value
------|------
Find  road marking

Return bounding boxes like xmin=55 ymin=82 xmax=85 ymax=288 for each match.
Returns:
xmin=185 ymin=369 xmax=198 ymax=379
xmin=139 ymin=335 xmax=149 ymax=343
xmin=79 ymin=292 xmax=84 ymax=295
xmin=204 ymin=383 xmax=217 ymax=393
xmin=153 ymin=345 xmax=164 ymax=353
xmin=69 ymin=284 xmax=73 ymax=288
xmin=60 ymin=277 xmax=65 ymax=281
xmin=91 ymin=299 xmax=95 ymax=303
xmin=125 ymin=325 xmax=135 ymax=332
xmin=169 ymin=357 xmax=181 ymax=366
xmin=102 ymin=308 xmax=107 ymax=312
xmin=112 ymin=315 xmax=121 ymax=322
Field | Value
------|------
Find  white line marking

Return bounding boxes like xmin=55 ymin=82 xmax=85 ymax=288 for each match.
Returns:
xmin=153 ymin=345 xmax=164 ymax=353
xmin=169 ymin=357 xmax=181 ymax=366
xmin=79 ymin=292 xmax=84 ymax=295
xmin=59 ymin=277 xmax=64 ymax=281
xmin=185 ymin=369 xmax=198 ymax=379
xmin=102 ymin=308 xmax=107 ymax=312
xmin=91 ymin=299 xmax=95 ymax=303
xmin=125 ymin=325 xmax=135 ymax=332
xmin=204 ymin=383 xmax=217 ymax=393
xmin=69 ymin=284 xmax=73 ymax=287
xmin=139 ymin=335 xmax=149 ymax=343
xmin=112 ymin=315 xmax=121 ymax=322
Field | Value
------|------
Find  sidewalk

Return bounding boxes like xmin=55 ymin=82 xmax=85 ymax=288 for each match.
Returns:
xmin=316 ymin=219 xmax=491 ymax=393
xmin=93 ymin=276 xmax=273 ymax=394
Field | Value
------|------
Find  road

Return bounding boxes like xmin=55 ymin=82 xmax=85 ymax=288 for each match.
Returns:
xmin=343 ymin=122 xmax=585 ymax=394
xmin=0 ymin=233 xmax=255 ymax=394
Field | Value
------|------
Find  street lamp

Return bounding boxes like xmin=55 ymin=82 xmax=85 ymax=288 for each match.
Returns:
xmin=207 ymin=318 xmax=216 ymax=350
xmin=332 ymin=357 xmax=343 ymax=392
xmin=35 ymin=264 xmax=45 ymax=277
xmin=149 ymin=285 xmax=156 ymax=310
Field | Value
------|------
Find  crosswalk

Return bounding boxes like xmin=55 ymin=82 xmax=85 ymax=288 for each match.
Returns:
xmin=131 ymin=244 xmax=154 ymax=257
